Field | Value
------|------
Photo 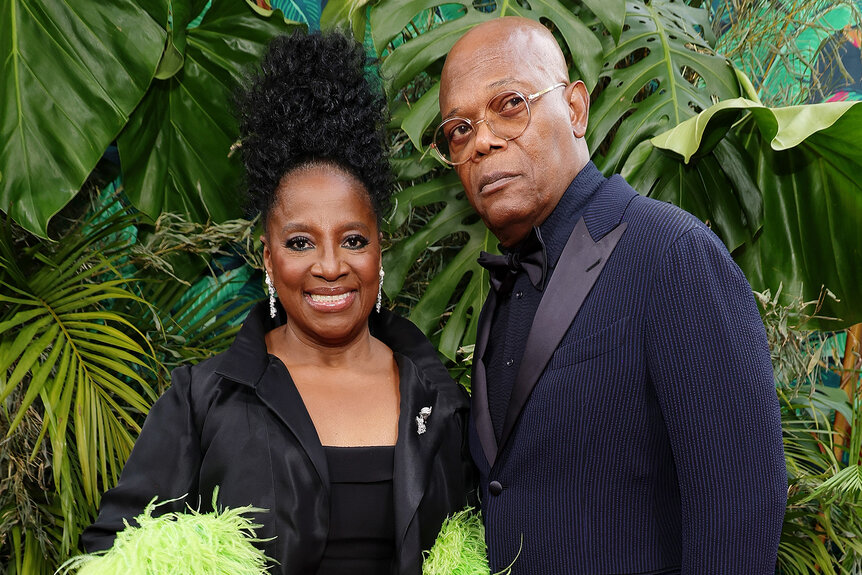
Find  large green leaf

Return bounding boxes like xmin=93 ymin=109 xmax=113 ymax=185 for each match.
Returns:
xmin=320 ymin=0 xmax=371 ymax=40
xmin=119 ymin=0 xmax=295 ymax=224
xmin=382 ymin=173 xmax=494 ymax=359
xmin=620 ymin=132 xmax=763 ymax=252
xmin=586 ymin=0 xmax=739 ymax=175
xmin=371 ymin=0 xmax=606 ymax=99
xmin=650 ymin=98 xmax=862 ymax=327
xmin=0 ymin=0 xmax=168 ymax=238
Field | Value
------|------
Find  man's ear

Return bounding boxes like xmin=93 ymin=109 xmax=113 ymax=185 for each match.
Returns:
xmin=567 ymin=80 xmax=590 ymax=139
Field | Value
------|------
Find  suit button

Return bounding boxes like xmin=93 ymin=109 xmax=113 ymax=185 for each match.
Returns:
xmin=489 ymin=481 xmax=503 ymax=496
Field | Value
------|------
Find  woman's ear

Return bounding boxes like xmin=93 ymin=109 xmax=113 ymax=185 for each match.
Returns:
xmin=567 ymin=80 xmax=590 ymax=139
xmin=261 ymin=234 xmax=271 ymax=274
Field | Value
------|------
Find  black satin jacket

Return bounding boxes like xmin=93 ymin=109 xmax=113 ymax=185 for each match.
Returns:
xmin=82 ymin=302 xmax=476 ymax=575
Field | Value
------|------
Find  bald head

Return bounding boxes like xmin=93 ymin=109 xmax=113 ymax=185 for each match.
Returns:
xmin=438 ymin=17 xmax=591 ymax=247
xmin=442 ymin=18 xmax=568 ymax=102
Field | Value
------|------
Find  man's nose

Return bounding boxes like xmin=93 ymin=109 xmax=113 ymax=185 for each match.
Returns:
xmin=471 ymin=120 xmax=507 ymax=158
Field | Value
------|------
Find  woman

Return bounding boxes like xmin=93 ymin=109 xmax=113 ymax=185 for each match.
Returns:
xmin=82 ymin=30 xmax=475 ymax=575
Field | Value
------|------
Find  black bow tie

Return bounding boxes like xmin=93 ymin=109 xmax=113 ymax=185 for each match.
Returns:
xmin=477 ymin=227 xmax=548 ymax=295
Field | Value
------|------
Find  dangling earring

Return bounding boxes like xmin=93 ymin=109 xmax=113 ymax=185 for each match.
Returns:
xmin=376 ymin=267 xmax=385 ymax=313
xmin=265 ymin=271 xmax=277 ymax=319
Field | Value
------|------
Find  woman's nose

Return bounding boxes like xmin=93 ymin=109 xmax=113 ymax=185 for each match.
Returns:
xmin=311 ymin=245 xmax=347 ymax=280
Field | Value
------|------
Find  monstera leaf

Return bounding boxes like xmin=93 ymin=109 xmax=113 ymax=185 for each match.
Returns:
xmin=118 ymin=0 xmax=295 ymax=224
xmin=648 ymin=98 xmax=862 ymax=328
xmin=0 ymin=0 xmax=168 ymax=238
xmin=586 ymin=0 xmax=740 ymax=175
xmin=588 ymin=0 xmax=758 ymax=252
xmin=382 ymin=173 xmax=495 ymax=360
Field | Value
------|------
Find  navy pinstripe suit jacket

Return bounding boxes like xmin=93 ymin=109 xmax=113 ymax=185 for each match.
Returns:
xmin=470 ymin=173 xmax=786 ymax=574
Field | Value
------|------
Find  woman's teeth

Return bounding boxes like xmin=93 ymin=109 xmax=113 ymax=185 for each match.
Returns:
xmin=308 ymin=292 xmax=351 ymax=303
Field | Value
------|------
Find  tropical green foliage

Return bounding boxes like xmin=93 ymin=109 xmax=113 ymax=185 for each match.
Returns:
xmin=756 ymin=289 xmax=862 ymax=573
xmin=649 ymin=97 xmax=862 ymax=327
xmin=0 ymin=0 xmax=167 ymax=238
xmin=712 ymin=0 xmax=861 ymax=106
xmin=0 ymin=195 xmax=257 ymax=573
xmin=0 ymin=0 xmax=296 ymax=238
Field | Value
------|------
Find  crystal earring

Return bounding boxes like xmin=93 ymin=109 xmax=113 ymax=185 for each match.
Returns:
xmin=265 ymin=271 xmax=277 ymax=319
xmin=376 ymin=267 xmax=385 ymax=313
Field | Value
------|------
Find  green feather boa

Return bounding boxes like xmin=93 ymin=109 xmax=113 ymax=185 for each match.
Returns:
xmin=60 ymin=491 xmax=270 ymax=575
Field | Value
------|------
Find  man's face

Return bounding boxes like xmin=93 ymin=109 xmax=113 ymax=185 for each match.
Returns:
xmin=439 ymin=23 xmax=588 ymax=247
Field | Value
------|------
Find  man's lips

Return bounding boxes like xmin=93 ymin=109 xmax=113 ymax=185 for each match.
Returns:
xmin=478 ymin=171 xmax=520 ymax=195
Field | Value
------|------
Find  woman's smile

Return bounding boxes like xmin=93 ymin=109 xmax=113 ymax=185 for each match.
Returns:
xmin=305 ymin=290 xmax=357 ymax=310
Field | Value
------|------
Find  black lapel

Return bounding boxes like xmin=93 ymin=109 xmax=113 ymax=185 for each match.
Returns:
xmin=255 ymin=360 xmax=330 ymax=487
xmin=213 ymin=302 xmax=331 ymax=485
xmin=499 ymin=217 xmax=628 ymax=447
xmin=471 ymin=289 xmax=499 ymax=467
xmin=391 ymin=354 xmax=441 ymax=551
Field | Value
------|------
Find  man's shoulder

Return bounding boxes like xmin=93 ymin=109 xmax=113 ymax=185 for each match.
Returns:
xmin=599 ymin=174 xmax=711 ymax=243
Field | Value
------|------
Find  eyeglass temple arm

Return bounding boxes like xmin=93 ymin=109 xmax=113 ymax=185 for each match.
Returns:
xmin=527 ymin=82 xmax=567 ymax=101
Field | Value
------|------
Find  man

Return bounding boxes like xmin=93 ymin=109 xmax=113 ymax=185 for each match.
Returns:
xmin=436 ymin=17 xmax=786 ymax=574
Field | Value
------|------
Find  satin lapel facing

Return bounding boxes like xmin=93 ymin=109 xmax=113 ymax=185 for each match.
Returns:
xmin=472 ymin=289 xmax=499 ymax=467
xmin=254 ymin=358 xmax=330 ymax=487
xmin=500 ymin=218 xmax=628 ymax=448
xmin=392 ymin=355 xmax=440 ymax=554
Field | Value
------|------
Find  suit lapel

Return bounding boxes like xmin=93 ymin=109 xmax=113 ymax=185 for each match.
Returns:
xmin=499 ymin=218 xmax=628 ymax=448
xmin=472 ymin=289 xmax=499 ymax=467
xmin=254 ymin=359 xmax=330 ymax=487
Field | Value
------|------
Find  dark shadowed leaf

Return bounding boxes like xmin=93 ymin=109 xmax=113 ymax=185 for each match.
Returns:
xmin=119 ymin=0 xmax=296 ymax=224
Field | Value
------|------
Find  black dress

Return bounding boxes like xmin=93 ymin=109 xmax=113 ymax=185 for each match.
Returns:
xmin=317 ymin=445 xmax=396 ymax=575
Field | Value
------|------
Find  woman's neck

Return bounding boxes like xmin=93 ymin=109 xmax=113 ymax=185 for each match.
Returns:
xmin=266 ymin=321 xmax=380 ymax=369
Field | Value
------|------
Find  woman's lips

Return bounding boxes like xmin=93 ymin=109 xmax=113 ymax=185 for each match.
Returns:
xmin=305 ymin=290 xmax=356 ymax=311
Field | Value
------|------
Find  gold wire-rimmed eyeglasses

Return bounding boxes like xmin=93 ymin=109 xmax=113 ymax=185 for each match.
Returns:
xmin=431 ymin=82 xmax=567 ymax=166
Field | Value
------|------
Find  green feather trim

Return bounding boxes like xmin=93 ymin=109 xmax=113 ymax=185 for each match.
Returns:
xmin=60 ymin=489 xmax=271 ymax=575
xmin=422 ymin=508 xmax=489 ymax=575
xmin=422 ymin=508 xmax=519 ymax=575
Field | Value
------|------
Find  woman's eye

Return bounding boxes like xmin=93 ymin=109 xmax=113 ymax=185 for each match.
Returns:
xmin=285 ymin=237 xmax=312 ymax=251
xmin=343 ymin=235 xmax=369 ymax=249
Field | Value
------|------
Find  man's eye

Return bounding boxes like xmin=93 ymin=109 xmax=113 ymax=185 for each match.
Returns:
xmin=343 ymin=235 xmax=369 ymax=249
xmin=497 ymin=93 xmax=526 ymax=115
xmin=285 ymin=237 xmax=312 ymax=251
xmin=447 ymin=122 xmax=473 ymax=144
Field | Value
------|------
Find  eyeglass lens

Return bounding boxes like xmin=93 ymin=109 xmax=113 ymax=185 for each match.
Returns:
xmin=433 ymin=91 xmax=531 ymax=165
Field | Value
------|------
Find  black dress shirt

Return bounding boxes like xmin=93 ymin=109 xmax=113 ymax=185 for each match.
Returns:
xmin=484 ymin=162 xmax=606 ymax=440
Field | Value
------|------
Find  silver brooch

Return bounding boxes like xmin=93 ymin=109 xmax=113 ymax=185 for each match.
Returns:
xmin=416 ymin=406 xmax=432 ymax=435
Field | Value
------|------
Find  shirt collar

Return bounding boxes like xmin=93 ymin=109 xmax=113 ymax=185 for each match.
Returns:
xmin=538 ymin=161 xmax=606 ymax=268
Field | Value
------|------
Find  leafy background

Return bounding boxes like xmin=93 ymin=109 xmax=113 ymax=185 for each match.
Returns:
xmin=1 ymin=0 xmax=861 ymax=572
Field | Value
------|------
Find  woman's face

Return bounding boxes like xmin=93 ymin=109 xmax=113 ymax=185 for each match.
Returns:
xmin=263 ymin=164 xmax=381 ymax=347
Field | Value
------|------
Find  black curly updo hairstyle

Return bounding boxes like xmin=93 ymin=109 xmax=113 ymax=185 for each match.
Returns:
xmin=237 ymin=30 xmax=393 ymax=228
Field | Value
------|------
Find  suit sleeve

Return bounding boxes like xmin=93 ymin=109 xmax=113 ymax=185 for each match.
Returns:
xmin=644 ymin=227 xmax=786 ymax=574
xmin=80 ymin=365 xmax=202 ymax=552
